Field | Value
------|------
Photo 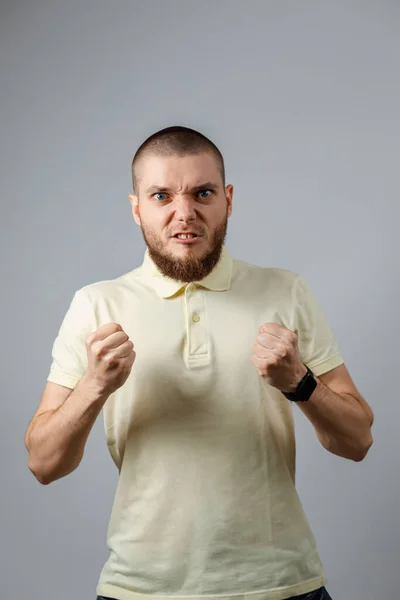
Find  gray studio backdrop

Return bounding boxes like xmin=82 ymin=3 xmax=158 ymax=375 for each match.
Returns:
xmin=1 ymin=2 xmax=399 ymax=599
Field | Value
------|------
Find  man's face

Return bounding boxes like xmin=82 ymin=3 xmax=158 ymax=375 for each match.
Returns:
xmin=129 ymin=152 xmax=233 ymax=282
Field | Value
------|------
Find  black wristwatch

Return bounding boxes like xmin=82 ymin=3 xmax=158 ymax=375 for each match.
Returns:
xmin=281 ymin=365 xmax=317 ymax=402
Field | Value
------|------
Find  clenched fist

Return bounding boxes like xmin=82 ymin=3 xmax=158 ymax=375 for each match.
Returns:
xmin=85 ymin=323 xmax=136 ymax=395
xmin=251 ymin=322 xmax=307 ymax=393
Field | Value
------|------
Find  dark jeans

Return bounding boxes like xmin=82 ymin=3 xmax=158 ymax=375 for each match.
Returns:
xmin=97 ymin=586 xmax=332 ymax=600
xmin=289 ymin=587 xmax=333 ymax=599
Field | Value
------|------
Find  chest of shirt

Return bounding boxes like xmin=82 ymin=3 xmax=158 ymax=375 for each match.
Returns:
xmin=93 ymin=283 xmax=289 ymax=379
xmin=93 ymin=283 xmax=295 ymax=471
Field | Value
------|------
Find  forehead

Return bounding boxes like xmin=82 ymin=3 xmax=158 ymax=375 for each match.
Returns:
xmin=136 ymin=152 xmax=223 ymax=190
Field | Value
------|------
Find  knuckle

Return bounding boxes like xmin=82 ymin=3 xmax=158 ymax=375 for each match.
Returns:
xmin=94 ymin=345 xmax=103 ymax=358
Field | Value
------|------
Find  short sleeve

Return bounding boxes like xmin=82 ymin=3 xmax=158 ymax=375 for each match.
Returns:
xmin=292 ymin=274 xmax=344 ymax=377
xmin=47 ymin=288 xmax=95 ymax=389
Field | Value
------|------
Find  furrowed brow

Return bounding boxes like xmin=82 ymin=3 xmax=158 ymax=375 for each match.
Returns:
xmin=145 ymin=185 xmax=172 ymax=194
xmin=190 ymin=182 xmax=220 ymax=193
xmin=145 ymin=182 xmax=220 ymax=195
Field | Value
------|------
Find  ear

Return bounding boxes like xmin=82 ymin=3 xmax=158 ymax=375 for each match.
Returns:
xmin=129 ymin=193 xmax=141 ymax=226
xmin=225 ymin=184 xmax=234 ymax=218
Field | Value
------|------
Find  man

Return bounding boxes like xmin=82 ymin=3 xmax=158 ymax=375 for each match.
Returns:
xmin=25 ymin=126 xmax=374 ymax=600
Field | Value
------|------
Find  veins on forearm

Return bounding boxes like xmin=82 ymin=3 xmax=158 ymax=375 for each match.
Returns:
xmin=296 ymin=379 xmax=373 ymax=460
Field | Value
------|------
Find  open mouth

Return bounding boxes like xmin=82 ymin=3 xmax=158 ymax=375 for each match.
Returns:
xmin=174 ymin=233 xmax=200 ymax=240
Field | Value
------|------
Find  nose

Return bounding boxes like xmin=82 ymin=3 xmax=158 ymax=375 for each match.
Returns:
xmin=174 ymin=196 xmax=197 ymax=222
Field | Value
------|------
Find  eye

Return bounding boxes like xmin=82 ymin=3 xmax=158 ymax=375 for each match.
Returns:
xmin=197 ymin=189 xmax=212 ymax=199
xmin=154 ymin=192 xmax=168 ymax=201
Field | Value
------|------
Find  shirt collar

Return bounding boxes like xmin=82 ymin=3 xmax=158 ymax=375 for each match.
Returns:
xmin=139 ymin=245 xmax=234 ymax=298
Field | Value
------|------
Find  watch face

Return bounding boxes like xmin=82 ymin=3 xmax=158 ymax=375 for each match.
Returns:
xmin=283 ymin=368 xmax=316 ymax=401
xmin=299 ymin=372 xmax=317 ymax=401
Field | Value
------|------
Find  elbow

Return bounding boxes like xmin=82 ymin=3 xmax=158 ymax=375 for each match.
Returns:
xmin=323 ymin=430 xmax=374 ymax=462
xmin=352 ymin=451 xmax=369 ymax=463
xmin=352 ymin=432 xmax=374 ymax=462
xmin=25 ymin=431 xmax=54 ymax=484
xmin=26 ymin=429 xmax=84 ymax=485
xmin=28 ymin=452 xmax=82 ymax=485
xmin=28 ymin=459 xmax=55 ymax=485
xmin=34 ymin=474 xmax=53 ymax=486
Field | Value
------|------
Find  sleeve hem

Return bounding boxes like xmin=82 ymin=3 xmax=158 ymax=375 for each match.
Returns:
xmin=308 ymin=353 xmax=344 ymax=377
xmin=47 ymin=372 xmax=81 ymax=390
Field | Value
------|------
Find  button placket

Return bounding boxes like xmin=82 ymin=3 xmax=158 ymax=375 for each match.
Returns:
xmin=184 ymin=284 xmax=208 ymax=359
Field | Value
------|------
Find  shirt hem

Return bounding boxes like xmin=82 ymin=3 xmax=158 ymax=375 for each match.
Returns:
xmin=97 ymin=575 xmax=327 ymax=600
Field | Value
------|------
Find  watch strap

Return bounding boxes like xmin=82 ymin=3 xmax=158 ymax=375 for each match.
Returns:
xmin=282 ymin=365 xmax=317 ymax=402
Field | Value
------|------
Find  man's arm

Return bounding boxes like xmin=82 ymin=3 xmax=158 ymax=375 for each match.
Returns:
xmin=296 ymin=363 xmax=374 ymax=461
xmin=252 ymin=322 xmax=374 ymax=462
xmin=25 ymin=322 xmax=135 ymax=485
xmin=25 ymin=377 xmax=110 ymax=485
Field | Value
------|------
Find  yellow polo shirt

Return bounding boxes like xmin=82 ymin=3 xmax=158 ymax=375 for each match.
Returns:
xmin=47 ymin=246 xmax=344 ymax=600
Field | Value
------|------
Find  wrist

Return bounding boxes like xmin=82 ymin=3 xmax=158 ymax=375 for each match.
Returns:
xmin=282 ymin=364 xmax=317 ymax=402
xmin=80 ymin=373 xmax=110 ymax=405
xmin=284 ymin=363 xmax=308 ymax=394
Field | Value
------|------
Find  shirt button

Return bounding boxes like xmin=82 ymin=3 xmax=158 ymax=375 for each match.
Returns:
xmin=192 ymin=314 xmax=200 ymax=322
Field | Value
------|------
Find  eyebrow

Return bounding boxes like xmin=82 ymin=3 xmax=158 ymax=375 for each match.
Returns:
xmin=145 ymin=182 xmax=220 ymax=195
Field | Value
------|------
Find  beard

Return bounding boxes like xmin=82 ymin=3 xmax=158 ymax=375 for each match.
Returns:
xmin=140 ymin=216 xmax=228 ymax=283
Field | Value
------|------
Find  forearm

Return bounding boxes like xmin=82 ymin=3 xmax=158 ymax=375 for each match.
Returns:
xmin=297 ymin=378 xmax=373 ymax=461
xmin=27 ymin=375 xmax=109 ymax=484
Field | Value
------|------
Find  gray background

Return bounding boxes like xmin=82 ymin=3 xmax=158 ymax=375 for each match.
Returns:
xmin=1 ymin=1 xmax=399 ymax=599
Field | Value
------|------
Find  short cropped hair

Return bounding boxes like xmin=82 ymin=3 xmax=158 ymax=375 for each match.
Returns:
xmin=131 ymin=125 xmax=225 ymax=192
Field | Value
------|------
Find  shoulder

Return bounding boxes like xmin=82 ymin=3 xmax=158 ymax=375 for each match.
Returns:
xmin=74 ymin=265 xmax=142 ymax=305
xmin=232 ymin=256 xmax=300 ymax=291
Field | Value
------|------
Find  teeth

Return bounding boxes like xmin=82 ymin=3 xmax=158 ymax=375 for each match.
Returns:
xmin=177 ymin=234 xmax=196 ymax=239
